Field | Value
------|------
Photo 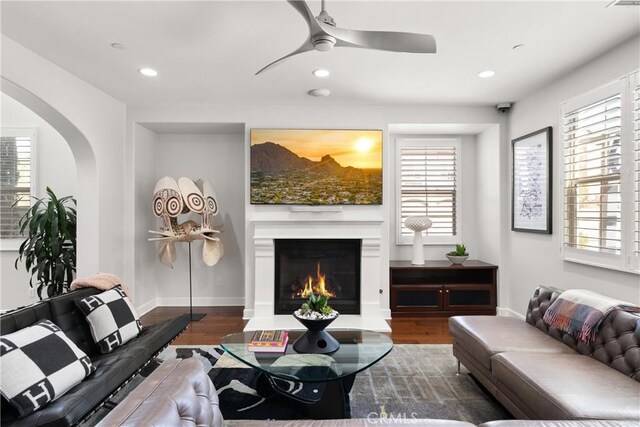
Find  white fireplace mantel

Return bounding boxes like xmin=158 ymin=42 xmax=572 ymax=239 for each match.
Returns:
xmin=244 ymin=219 xmax=391 ymax=332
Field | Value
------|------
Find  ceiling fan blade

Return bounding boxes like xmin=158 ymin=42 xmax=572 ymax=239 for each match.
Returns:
xmin=322 ymin=23 xmax=437 ymax=54
xmin=256 ymin=41 xmax=314 ymax=75
xmin=287 ymin=0 xmax=323 ymax=34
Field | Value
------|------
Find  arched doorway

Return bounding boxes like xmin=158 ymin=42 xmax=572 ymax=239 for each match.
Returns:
xmin=2 ymin=77 xmax=99 ymax=277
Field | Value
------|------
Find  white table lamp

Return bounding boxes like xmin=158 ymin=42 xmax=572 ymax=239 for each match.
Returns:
xmin=404 ymin=216 xmax=433 ymax=265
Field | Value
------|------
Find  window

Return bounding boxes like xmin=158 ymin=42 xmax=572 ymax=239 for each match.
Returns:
xmin=396 ymin=138 xmax=461 ymax=245
xmin=1 ymin=128 xmax=35 ymax=244
xmin=633 ymin=72 xmax=640 ymax=258
xmin=562 ymin=72 xmax=639 ymax=273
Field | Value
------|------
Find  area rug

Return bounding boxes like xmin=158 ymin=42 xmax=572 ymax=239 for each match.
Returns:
xmin=156 ymin=344 xmax=511 ymax=424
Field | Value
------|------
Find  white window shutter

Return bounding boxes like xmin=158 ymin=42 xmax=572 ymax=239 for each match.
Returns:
xmin=1 ymin=131 xmax=33 ymax=239
xmin=563 ymin=93 xmax=622 ymax=254
xmin=632 ymin=73 xmax=640 ymax=257
xmin=397 ymin=138 xmax=460 ymax=245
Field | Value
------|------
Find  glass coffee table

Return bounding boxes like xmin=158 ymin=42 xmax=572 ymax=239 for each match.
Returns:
xmin=220 ymin=329 xmax=393 ymax=419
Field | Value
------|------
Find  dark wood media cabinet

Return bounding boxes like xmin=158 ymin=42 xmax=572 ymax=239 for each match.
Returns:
xmin=390 ymin=260 xmax=498 ymax=317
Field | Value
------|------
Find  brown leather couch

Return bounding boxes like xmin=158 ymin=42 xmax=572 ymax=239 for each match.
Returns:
xmin=99 ymin=329 xmax=640 ymax=426
xmin=449 ymin=286 xmax=640 ymax=421
xmin=96 ymin=357 xmax=223 ymax=427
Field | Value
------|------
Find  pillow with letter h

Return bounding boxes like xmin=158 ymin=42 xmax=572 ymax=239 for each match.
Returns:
xmin=75 ymin=286 xmax=142 ymax=353
xmin=0 ymin=320 xmax=95 ymax=417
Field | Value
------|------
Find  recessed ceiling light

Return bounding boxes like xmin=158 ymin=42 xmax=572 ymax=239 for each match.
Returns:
xmin=308 ymin=88 xmax=331 ymax=97
xmin=312 ymin=69 xmax=330 ymax=78
xmin=110 ymin=43 xmax=126 ymax=50
xmin=139 ymin=68 xmax=158 ymax=77
xmin=478 ymin=70 xmax=495 ymax=78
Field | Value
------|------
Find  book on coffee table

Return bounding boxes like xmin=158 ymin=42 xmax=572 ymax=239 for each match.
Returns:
xmin=248 ymin=330 xmax=289 ymax=353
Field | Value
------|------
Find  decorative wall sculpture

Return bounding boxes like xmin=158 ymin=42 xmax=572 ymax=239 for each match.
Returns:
xmin=149 ymin=176 xmax=223 ymax=267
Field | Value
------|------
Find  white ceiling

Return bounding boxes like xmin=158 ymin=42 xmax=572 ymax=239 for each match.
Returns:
xmin=1 ymin=1 xmax=638 ymax=107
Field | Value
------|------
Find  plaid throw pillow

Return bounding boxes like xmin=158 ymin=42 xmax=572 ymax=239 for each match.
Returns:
xmin=75 ymin=286 xmax=142 ymax=353
xmin=0 ymin=320 xmax=94 ymax=417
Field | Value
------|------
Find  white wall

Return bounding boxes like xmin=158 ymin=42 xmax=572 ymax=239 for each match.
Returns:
xmin=0 ymin=93 xmax=77 ymax=310
xmin=389 ymin=134 xmax=478 ymax=262
xmin=130 ymin=124 xmax=159 ymax=312
xmin=151 ymin=133 xmax=245 ymax=306
xmin=126 ymin=105 xmax=505 ymax=315
xmin=1 ymin=36 xmax=126 ymax=307
xmin=507 ymin=36 xmax=640 ymax=315
xmin=475 ymin=125 xmax=506 ymax=307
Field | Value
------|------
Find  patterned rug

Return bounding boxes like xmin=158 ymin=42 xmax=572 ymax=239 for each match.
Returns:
xmin=156 ymin=344 xmax=511 ymax=424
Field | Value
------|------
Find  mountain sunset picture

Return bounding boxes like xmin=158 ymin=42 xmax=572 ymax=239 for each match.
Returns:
xmin=250 ymin=129 xmax=382 ymax=205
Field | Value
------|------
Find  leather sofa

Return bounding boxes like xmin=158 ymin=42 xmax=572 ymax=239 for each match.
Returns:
xmin=226 ymin=422 xmax=640 ymax=426
xmin=449 ymin=286 xmax=640 ymax=421
xmin=96 ymin=358 xmax=224 ymax=427
xmin=0 ymin=288 xmax=189 ymax=427
xmin=96 ymin=303 xmax=640 ymax=427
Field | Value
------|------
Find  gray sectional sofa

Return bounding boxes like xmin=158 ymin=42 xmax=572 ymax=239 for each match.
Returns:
xmin=449 ymin=286 xmax=640 ymax=421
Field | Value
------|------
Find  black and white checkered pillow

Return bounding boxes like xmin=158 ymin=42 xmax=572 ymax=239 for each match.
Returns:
xmin=0 ymin=320 xmax=94 ymax=417
xmin=75 ymin=286 xmax=142 ymax=353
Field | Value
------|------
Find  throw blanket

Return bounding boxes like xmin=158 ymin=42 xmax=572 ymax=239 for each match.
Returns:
xmin=70 ymin=273 xmax=132 ymax=301
xmin=543 ymin=289 xmax=640 ymax=343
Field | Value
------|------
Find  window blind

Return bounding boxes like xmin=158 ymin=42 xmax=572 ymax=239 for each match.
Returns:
xmin=563 ymin=94 xmax=622 ymax=254
xmin=633 ymin=80 xmax=640 ymax=256
xmin=1 ymin=135 xmax=32 ymax=238
xmin=399 ymin=144 xmax=457 ymax=238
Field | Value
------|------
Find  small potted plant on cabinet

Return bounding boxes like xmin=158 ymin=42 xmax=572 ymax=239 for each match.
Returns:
xmin=446 ymin=244 xmax=469 ymax=265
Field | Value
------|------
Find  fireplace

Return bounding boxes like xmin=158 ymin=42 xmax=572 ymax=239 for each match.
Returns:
xmin=274 ymin=239 xmax=361 ymax=315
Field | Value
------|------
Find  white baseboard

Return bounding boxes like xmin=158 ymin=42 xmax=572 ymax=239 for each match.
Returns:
xmin=497 ymin=306 xmax=525 ymax=320
xmin=380 ymin=308 xmax=392 ymax=319
xmin=136 ymin=298 xmax=157 ymax=316
xmin=155 ymin=297 xmax=245 ymax=307
xmin=243 ymin=308 xmax=254 ymax=319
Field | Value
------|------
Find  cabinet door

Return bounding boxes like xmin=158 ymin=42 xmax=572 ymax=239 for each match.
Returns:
xmin=391 ymin=284 xmax=443 ymax=313
xmin=443 ymin=284 xmax=494 ymax=311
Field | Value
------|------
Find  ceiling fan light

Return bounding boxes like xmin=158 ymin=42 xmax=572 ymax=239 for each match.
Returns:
xmin=312 ymin=35 xmax=336 ymax=52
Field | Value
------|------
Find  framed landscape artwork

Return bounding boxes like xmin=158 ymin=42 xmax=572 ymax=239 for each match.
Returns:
xmin=511 ymin=127 xmax=552 ymax=234
xmin=250 ymin=129 xmax=383 ymax=205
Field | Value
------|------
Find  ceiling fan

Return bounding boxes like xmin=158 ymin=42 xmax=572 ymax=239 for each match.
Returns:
xmin=256 ymin=0 xmax=437 ymax=75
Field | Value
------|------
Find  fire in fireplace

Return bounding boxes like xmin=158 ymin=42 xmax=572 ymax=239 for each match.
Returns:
xmin=274 ymin=239 xmax=361 ymax=315
xmin=296 ymin=261 xmax=335 ymax=299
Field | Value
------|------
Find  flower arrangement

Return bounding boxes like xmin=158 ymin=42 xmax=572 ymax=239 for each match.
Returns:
xmin=295 ymin=292 xmax=338 ymax=319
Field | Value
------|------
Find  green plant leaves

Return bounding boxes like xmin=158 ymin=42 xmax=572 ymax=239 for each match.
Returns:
xmin=14 ymin=188 xmax=77 ymax=300
xmin=302 ymin=292 xmax=334 ymax=314
xmin=447 ymin=243 xmax=468 ymax=256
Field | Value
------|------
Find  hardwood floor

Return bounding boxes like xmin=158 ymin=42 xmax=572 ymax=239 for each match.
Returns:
xmin=141 ymin=306 xmax=453 ymax=345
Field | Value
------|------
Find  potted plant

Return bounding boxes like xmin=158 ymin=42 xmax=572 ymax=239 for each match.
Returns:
xmin=446 ymin=244 xmax=469 ymax=265
xmin=14 ymin=187 xmax=77 ymax=299
xmin=293 ymin=293 xmax=340 ymax=354
xmin=294 ymin=293 xmax=339 ymax=323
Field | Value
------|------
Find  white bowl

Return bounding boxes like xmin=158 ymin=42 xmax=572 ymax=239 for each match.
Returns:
xmin=446 ymin=255 xmax=468 ymax=265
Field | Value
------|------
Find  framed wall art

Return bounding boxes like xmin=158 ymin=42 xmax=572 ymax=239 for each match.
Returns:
xmin=511 ymin=127 xmax=552 ymax=234
xmin=250 ymin=129 xmax=382 ymax=205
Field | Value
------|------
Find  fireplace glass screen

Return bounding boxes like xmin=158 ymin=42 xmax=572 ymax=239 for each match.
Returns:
xmin=274 ymin=239 xmax=361 ymax=315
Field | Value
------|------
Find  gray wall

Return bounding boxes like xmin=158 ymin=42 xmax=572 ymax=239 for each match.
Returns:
xmin=140 ymin=132 xmax=245 ymax=307
xmin=507 ymin=36 xmax=640 ymax=315
xmin=1 ymin=93 xmax=77 ymax=310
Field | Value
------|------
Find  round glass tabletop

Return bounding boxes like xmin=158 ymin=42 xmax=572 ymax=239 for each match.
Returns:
xmin=220 ymin=329 xmax=393 ymax=383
